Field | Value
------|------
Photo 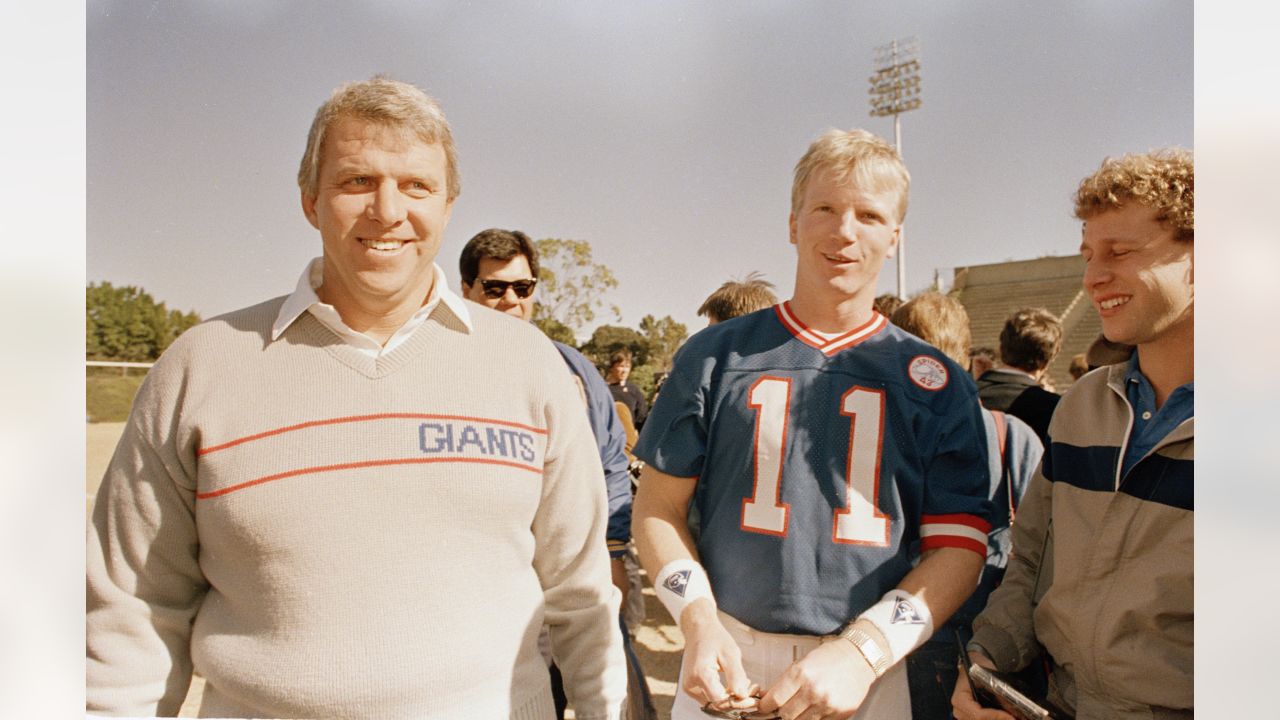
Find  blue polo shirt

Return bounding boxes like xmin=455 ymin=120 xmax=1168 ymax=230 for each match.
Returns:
xmin=1121 ymin=351 xmax=1194 ymax=478
xmin=552 ymin=340 xmax=633 ymax=556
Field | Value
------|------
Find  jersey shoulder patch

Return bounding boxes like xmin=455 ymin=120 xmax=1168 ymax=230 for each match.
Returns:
xmin=907 ymin=354 xmax=949 ymax=391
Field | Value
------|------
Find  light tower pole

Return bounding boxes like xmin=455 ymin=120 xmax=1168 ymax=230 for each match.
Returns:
xmin=869 ymin=37 xmax=922 ymax=299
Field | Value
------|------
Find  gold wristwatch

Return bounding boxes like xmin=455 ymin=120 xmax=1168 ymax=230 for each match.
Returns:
xmin=838 ymin=623 xmax=890 ymax=678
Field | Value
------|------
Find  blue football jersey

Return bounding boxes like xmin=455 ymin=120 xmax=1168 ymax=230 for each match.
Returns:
xmin=635 ymin=303 xmax=991 ymax=635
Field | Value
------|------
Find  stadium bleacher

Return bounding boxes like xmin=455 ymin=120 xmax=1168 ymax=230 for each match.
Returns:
xmin=952 ymin=255 xmax=1098 ymax=391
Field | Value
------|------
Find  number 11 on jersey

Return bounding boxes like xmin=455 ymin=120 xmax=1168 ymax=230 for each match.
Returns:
xmin=742 ymin=377 xmax=889 ymax=546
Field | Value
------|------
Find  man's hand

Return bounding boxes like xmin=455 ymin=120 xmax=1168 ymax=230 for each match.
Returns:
xmin=756 ymin=638 xmax=875 ymax=720
xmin=950 ymin=650 xmax=1015 ymax=720
xmin=678 ymin=599 xmax=758 ymax=709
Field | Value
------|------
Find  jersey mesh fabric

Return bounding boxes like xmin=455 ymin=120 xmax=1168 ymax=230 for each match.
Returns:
xmin=635 ymin=305 xmax=991 ymax=635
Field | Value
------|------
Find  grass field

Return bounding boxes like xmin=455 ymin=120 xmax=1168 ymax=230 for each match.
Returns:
xmin=86 ymin=421 xmax=683 ymax=718
xmin=86 ymin=374 xmax=146 ymax=423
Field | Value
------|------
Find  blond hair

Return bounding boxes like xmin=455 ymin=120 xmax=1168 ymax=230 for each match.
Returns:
xmin=791 ymin=128 xmax=910 ymax=223
xmin=890 ymin=291 xmax=971 ymax=367
xmin=298 ymin=76 xmax=460 ymax=202
xmin=1074 ymin=148 xmax=1192 ymax=242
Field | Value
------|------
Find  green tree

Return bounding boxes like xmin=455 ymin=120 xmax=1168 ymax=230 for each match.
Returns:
xmin=533 ymin=315 xmax=578 ymax=347
xmin=86 ymin=282 xmax=202 ymax=361
xmin=580 ymin=318 xmax=687 ymax=399
xmin=580 ymin=325 xmax=648 ymax=369
xmin=638 ymin=314 xmax=688 ymax=373
xmin=629 ymin=364 xmax=664 ymax=400
xmin=532 ymin=238 xmax=621 ymax=339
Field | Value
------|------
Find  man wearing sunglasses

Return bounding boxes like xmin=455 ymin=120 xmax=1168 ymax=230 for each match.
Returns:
xmin=458 ymin=225 xmax=633 ymax=605
xmin=460 ymin=228 xmax=653 ymax=720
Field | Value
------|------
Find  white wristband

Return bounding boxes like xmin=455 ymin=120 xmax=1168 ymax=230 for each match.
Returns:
xmin=852 ymin=588 xmax=934 ymax=665
xmin=653 ymin=559 xmax=714 ymax=628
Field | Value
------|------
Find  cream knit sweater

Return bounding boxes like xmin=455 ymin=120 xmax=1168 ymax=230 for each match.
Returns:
xmin=87 ymin=297 xmax=626 ymax=719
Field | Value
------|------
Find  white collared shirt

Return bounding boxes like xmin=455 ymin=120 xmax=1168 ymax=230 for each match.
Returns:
xmin=271 ymin=257 xmax=472 ymax=358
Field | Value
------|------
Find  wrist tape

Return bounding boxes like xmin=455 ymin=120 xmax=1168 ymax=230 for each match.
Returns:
xmin=653 ymin=558 xmax=714 ymax=629
xmin=850 ymin=588 xmax=934 ymax=667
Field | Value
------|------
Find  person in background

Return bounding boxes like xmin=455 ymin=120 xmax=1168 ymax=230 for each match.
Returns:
xmin=1068 ymin=352 xmax=1090 ymax=382
xmin=872 ymin=292 xmax=903 ymax=320
xmin=976 ymin=307 xmax=1064 ymax=445
xmin=606 ymin=348 xmax=648 ymax=430
xmin=968 ymin=346 xmax=997 ymax=381
xmin=696 ymin=272 xmax=779 ymax=326
xmin=458 ymin=227 xmax=633 ymax=593
xmin=458 ymin=227 xmax=651 ymax=720
xmin=890 ymin=292 xmax=1043 ymax=720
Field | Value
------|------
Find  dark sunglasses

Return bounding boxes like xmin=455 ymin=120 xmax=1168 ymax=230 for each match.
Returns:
xmin=478 ymin=278 xmax=537 ymax=299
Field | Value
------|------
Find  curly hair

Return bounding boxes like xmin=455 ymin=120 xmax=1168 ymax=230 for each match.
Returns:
xmin=1073 ymin=148 xmax=1193 ymax=242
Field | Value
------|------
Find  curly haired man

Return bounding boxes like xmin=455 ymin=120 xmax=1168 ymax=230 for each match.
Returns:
xmin=953 ymin=148 xmax=1193 ymax=720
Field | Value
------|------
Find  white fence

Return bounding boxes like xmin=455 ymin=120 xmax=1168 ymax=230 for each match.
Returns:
xmin=86 ymin=360 xmax=155 ymax=376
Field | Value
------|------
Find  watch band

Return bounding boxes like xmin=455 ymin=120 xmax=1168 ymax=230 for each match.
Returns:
xmin=839 ymin=624 xmax=890 ymax=678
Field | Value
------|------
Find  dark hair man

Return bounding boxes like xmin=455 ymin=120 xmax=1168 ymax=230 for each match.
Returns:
xmin=606 ymin=348 xmax=648 ymax=430
xmin=634 ymin=128 xmax=991 ymax=720
xmin=86 ymin=78 xmax=625 ymax=719
xmin=459 ymin=226 xmax=633 ymax=585
xmin=458 ymin=227 xmax=649 ymax=719
xmin=976 ymin=307 xmax=1064 ymax=444
xmin=954 ymin=148 xmax=1194 ymax=719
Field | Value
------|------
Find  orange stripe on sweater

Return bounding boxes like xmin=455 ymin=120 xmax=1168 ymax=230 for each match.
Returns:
xmin=196 ymin=456 xmax=543 ymax=499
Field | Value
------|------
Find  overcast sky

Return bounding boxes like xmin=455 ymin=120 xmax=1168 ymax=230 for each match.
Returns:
xmin=87 ymin=0 xmax=1192 ymax=337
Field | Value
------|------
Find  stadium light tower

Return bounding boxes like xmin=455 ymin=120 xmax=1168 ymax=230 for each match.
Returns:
xmin=869 ymin=37 xmax=922 ymax=299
